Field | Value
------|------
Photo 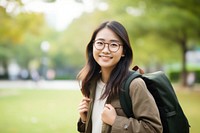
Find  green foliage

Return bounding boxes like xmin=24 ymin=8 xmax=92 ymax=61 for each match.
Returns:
xmin=0 ymin=0 xmax=200 ymax=80
xmin=133 ymin=33 xmax=181 ymax=66
xmin=106 ymin=0 xmax=200 ymax=50
xmin=73 ymin=0 xmax=200 ymax=85
xmin=170 ymin=69 xmax=200 ymax=83
xmin=0 ymin=2 xmax=47 ymax=74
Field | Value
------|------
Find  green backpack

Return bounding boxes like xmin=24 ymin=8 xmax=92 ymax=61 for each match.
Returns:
xmin=120 ymin=68 xmax=190 ymax=133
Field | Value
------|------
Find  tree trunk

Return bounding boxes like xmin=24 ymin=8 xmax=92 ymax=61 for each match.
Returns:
xmin=0 ymin=58 xmax=9 ymax=79
xmin=181 ymin=41 xmax=187 ymax=86
xmin=178 ymin=31 xmax=188 ymax=87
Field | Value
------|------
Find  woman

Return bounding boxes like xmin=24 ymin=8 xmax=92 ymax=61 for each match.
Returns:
xmin=77 ymin=20 xmax=163 ymax=133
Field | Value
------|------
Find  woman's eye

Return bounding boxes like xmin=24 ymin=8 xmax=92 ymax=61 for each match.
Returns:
xmin=110 ymin=43 xmax=118 ymax=47
xmin=97 ymin=41 xmax=103 ymax=45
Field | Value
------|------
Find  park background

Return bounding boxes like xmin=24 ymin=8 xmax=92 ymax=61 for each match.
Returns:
xmin=0 ymin=0 xmax=200 ymax=133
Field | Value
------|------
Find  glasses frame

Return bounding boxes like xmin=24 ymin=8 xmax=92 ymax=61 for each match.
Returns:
xmin=93 ymin=40 xmax=123 ymax=52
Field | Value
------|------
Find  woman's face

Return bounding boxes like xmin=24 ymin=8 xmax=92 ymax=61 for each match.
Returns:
xmin=93 ymin=28 xmax=124 ymax=71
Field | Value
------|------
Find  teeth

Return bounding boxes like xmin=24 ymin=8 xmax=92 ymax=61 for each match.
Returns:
xmin=99 ymin=55 xmax=113 ymax=59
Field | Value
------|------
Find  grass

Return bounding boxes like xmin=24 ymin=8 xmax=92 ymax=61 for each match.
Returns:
xmin=0 ymin=88 xmax=200 ymax=133
xmin=176 ymin=89 xmax=200 ymax=133
xmin=0 ymin=89 xmax=82 ymax=133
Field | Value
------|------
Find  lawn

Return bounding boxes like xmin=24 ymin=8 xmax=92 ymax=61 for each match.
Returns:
xmin=176 ymin=89 xmax=200 ymax=133
xmin=0 ymin=89 xmax=82 ymax=133
xmin=0 ymin=88 xmax=199 ymax=133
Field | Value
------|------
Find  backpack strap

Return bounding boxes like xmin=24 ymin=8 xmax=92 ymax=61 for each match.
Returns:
xmin=120 ymin=71 xmax=141 ymax=118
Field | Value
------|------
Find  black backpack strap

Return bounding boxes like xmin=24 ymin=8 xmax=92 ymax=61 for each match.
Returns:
xmin=120 ymin=71 xmax=141 ymax=118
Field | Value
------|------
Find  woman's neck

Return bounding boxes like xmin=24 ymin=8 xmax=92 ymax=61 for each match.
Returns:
xmin=101 ymin=68 xmax=113 ymax=83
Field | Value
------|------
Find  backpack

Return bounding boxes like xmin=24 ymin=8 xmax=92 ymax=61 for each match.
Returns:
xmin=119 ymin=67 xmax=190 ymax=133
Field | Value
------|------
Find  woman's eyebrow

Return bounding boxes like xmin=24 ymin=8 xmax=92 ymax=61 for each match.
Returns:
xmin=110 ymin=39 xmax=120 ymax=42
xmin=95 ymin=38 xmax=105 ymax=41
xmin=95 ymin=38 xmax=120 ymax=42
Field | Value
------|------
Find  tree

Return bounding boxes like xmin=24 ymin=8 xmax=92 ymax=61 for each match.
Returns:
xmin=0 ymin=0 xmax=46 ymax=78
xmin=146 ymin=0 xmax=200 ymax=86
xmin=105 ymin=0 xmax=200 ymax=86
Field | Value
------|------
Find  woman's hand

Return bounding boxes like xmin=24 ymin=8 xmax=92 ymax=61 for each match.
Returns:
xmin=102 ymin=104 xmax=117 ymax=125
xmin=78 ymin=97 xmax=90 ymax=123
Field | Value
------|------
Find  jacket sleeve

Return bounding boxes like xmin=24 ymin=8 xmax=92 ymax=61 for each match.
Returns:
xmin=77 ymin=118 xmax=86 ymax=133
xmin=111 ymin=78 xmax=163 ymax=133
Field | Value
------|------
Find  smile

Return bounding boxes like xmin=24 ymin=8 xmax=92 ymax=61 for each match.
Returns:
xmin=99 ymin=54 xmax=113 ymax=59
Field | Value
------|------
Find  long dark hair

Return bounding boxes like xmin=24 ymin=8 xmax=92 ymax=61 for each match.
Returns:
xmin=77 ymin=20 xmax=133 ymax=99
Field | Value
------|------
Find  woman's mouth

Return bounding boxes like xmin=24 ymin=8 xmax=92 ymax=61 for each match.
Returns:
xmin=99 ymin=54 xmax=113 ymax=59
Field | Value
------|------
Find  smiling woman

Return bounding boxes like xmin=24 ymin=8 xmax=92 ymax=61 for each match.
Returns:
xmin=77 ymin=20 xmax=163 ymax=133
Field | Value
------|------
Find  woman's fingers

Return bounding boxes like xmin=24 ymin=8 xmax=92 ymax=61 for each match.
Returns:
xmin=78 ymin=102 xmax=89 ymax=112
xmin=78 ymin=97 xmax=90 ymax=122
xmin=78 ymin=98 xmax=90 ymax=111
xmin=82 ymin=97 xmax=90 ymax=102
xmin=102 ymin=104 xmax=116 ymax=125
xmin=104 ymin=104 xmax=114 ymax=110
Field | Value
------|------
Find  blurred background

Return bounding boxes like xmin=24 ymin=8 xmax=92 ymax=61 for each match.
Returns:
xmin=0 ymin=0 xmax=199 ymax=85
xmin=0 ymin=0 xmax=199 ymax=133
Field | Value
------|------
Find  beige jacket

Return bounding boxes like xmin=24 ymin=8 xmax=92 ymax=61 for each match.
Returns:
xmin=77 ymin=78 xmax=163 ymax=133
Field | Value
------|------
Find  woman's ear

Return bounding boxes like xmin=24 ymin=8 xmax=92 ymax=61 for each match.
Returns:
xmin=122 ymin=48 xmax=126 ymax=57
xmin=122 ymin=49 xmax=126 ymax=57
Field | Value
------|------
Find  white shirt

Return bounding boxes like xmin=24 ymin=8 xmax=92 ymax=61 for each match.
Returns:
xmin=92 ymin=79 xmax=107 ymax=133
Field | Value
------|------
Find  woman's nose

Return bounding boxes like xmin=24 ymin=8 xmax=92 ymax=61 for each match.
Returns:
xmin=102 ymin=44 xmax=110 ymax=53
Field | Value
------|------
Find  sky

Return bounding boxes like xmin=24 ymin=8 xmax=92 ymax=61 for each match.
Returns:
xmin=23 ymin=0 xmax=94 ymax=31
xmin=0 ymin=0 xmax=108 ymax=31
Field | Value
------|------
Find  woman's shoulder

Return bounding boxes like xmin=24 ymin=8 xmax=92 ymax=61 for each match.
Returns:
xmin=130 ymin=77 xmax=146 ymax=88
xmin=129 ymin=77 xmax=155 ymax=105
xmin=129 ymin=77 xmax=150 ymax=96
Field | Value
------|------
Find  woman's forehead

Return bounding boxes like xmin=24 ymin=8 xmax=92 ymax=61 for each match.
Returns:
xmin=95 ymin=28 xmax=121 ymax=42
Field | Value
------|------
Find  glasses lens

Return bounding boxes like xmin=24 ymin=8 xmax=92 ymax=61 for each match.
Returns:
xmin=94 ymin=40 xmax=104 ymax=50
xmin=109 ymin=42 xmax=120 ymax=52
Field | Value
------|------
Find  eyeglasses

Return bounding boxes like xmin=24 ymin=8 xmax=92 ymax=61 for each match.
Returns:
xmin=93 ymin=40 xmax=123 ymax=52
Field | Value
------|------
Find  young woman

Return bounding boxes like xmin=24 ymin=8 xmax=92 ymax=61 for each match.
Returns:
xmin=77 ymin=21 xmax=163 ymax=133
